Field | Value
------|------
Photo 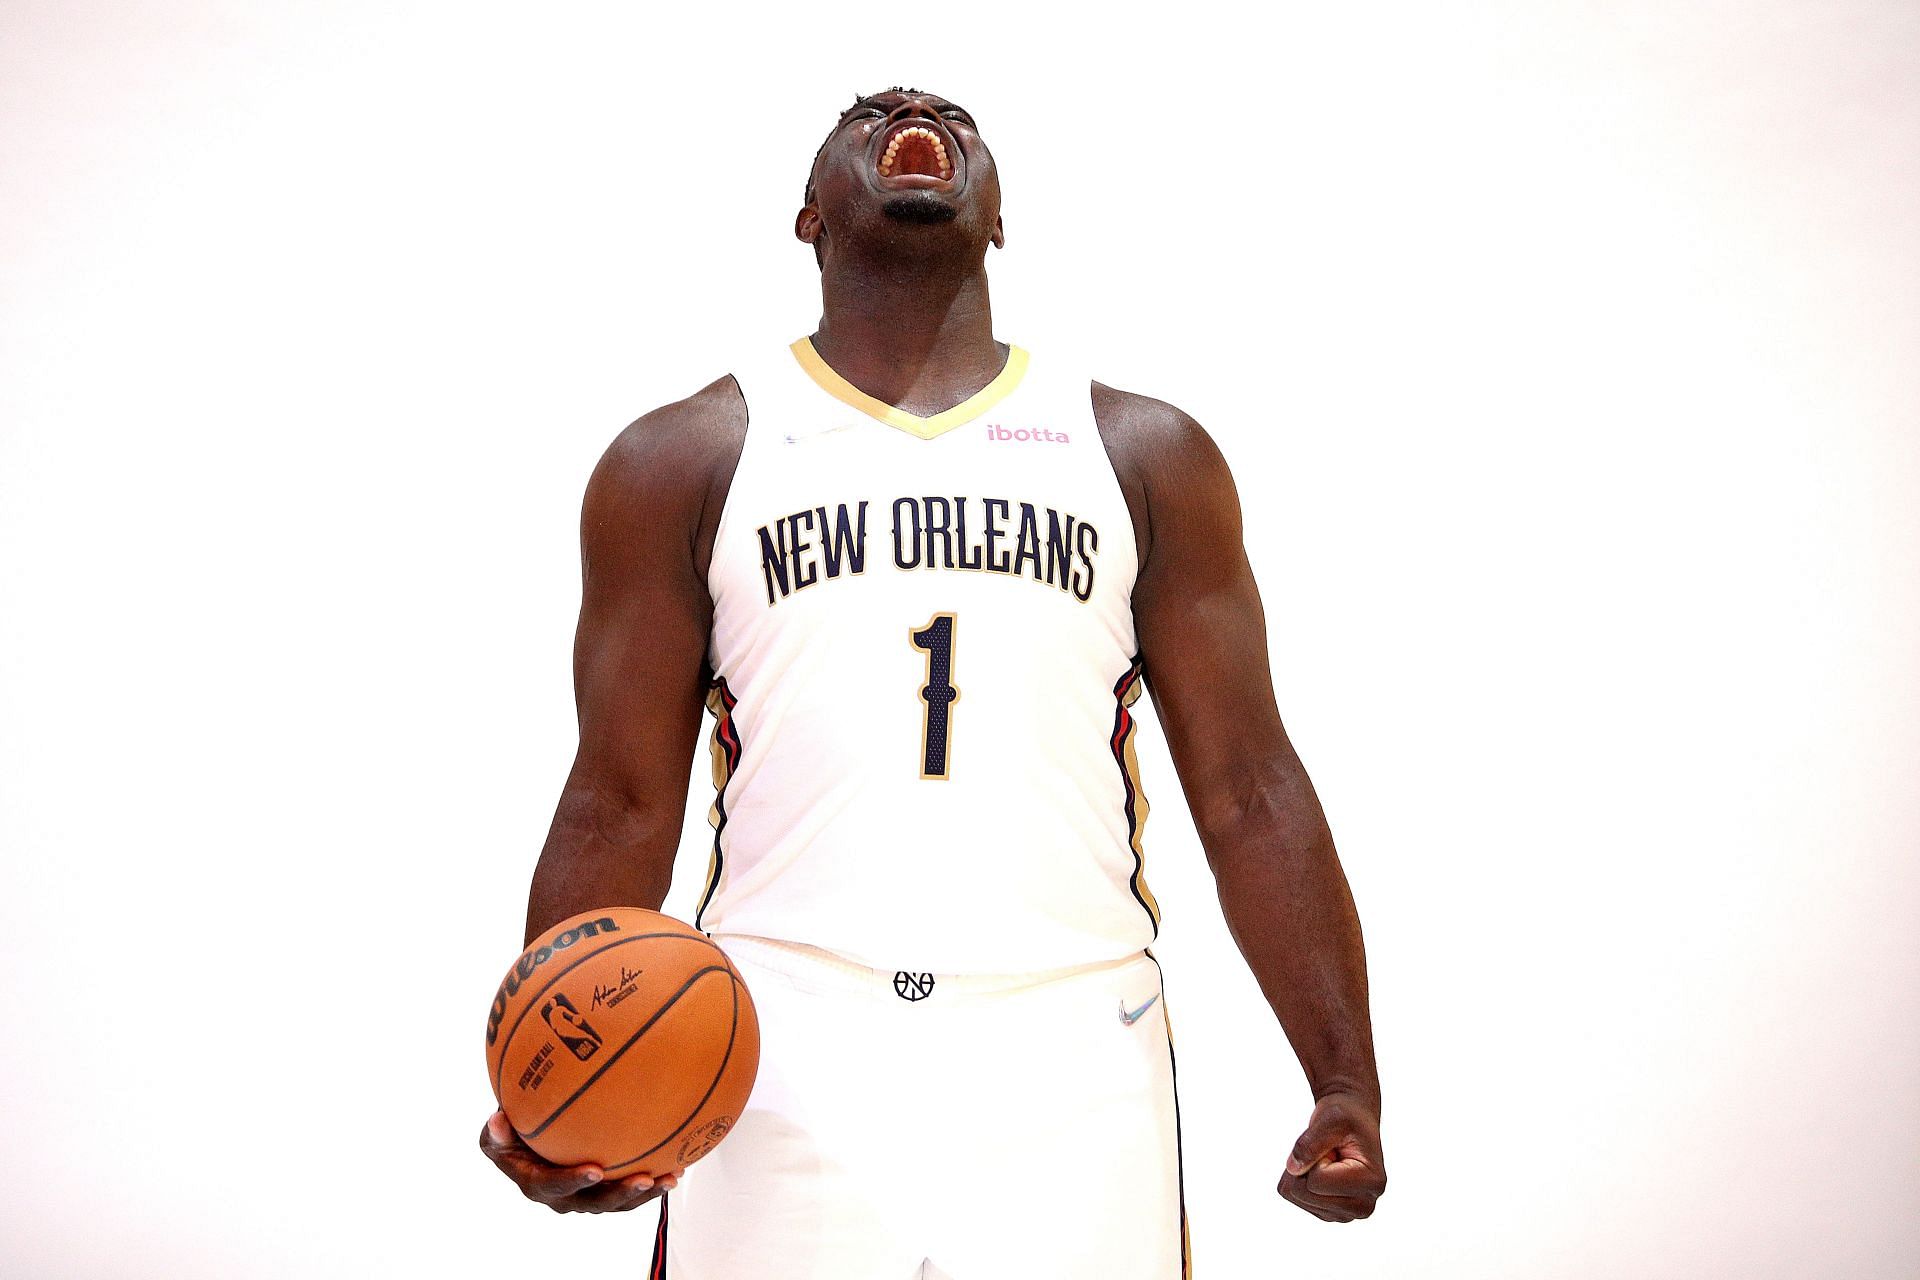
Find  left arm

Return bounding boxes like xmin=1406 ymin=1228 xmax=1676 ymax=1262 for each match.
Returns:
xmin=1096 ymin=383 xmax=1387 ymax=1223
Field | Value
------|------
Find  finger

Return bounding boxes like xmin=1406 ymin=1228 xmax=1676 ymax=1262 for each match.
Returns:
xmin=480 ymin=1128 xmax=542 ymax=1175
xmin=1286 ymin=1129 xmax=1342 ymax=1177
xmin=480 ymin=1110 xmax=520 ymax=1152
xmin=480 ymin=1116 xmax=611 ymax=1188
xmin=481 ymin=1134 xmax=607 ymax=1192
xmin=491 ymin=1142 xmax=606 ymax=1195
xmin=1302 ymin=1155 xmax=1387 ymax=1198
xmin=617 ymin=1166 xmax=685 ymax=1191
xmin=1306 ymin=1188 xmax=1376 ymax=1219
xmin=562 ymin=1178 xmax=666 ymax=1214
xmin=1279 ymin=1174 xmax=1373 ymax=1222
xmin=529 ymin=1163 xmax=607 ymax=1198
xmin=1300 ymin=1197 xmax=1363 ymax=1223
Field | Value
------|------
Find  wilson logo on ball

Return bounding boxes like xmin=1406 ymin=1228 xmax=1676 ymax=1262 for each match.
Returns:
xmin=486 ymin=916 xmax=623 ymax=1046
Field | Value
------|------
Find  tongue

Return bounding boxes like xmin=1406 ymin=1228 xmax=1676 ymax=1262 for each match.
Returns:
xmin=890 ymin=135 xmax=946 ymax=178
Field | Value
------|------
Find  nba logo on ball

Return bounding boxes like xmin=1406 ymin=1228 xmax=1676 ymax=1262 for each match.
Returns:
xmin=540 ymin=993 xmax=604 ymax=1061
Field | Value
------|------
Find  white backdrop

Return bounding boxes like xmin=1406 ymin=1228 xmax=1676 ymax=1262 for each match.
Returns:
xmin=2 ymin=2 xmax=1915 ymax=1277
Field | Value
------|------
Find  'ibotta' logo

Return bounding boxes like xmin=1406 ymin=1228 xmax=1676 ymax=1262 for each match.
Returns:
xmin=986 ymin=423 xmax=1072 ymax=444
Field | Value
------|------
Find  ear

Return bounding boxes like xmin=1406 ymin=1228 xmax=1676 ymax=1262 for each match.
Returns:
xmin=990 ymin=214 xmax=1005 ymax=250
xmin=795 ymin=205 xmax=823 ymax=247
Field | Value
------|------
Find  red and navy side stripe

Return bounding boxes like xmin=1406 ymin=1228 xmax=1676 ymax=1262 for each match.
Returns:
xmin=649 ymin=1193 xmax=669 ymax=1278
xmin=696 ymin=675 xmax=743 ymax=932
xmin=1109 ymin=653 xmax=1162 ymax=934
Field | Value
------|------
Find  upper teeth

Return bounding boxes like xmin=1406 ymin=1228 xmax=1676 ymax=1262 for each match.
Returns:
xmin=879 ymin=126 xmax=952 ymax=178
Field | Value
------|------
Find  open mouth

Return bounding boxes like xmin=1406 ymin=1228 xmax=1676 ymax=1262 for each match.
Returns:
xmin=877 ymin=124 xmax=953 ymax=181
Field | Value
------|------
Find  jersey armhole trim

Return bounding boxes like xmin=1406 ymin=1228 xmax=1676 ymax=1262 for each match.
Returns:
xmin=704 ymin=369 xmax=753 ymax=605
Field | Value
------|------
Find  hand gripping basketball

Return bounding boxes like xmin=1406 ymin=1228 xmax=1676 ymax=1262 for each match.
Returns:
xmin=479 ymin=1109 xmax=683 ymax=1213
xmin=1277 ymin=1091 xmax=1388 ymax=1223
xmin=483 ymin=907 xmax=761 ymax=1196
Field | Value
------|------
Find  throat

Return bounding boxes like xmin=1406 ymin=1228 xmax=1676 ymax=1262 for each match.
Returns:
xmin=805 ymin=334 xmax=1011 ymax=418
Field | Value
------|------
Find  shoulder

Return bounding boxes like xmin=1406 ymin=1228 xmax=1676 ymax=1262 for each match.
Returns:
xmin=1090 ymin=381 xmax=1233 ymax=481
xmin=589 ymin=373 xmax=746 ymax=503
xmin=583 ymin=373 xmax=748 ymax=568
xmin=585 ymin=373 xmax=746 ymax=518
xmin=1090 ymin=381 xmax=1241 ymax=571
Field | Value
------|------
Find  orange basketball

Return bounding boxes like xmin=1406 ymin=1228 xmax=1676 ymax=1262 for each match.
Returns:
xmin=485 ymin=907 xmax=759 ymax=1175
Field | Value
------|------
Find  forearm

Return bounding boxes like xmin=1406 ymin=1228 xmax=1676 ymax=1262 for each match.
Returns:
xmin=524 ymin=772 xmax=684 ymax=945
xmin=1203 ymin=787 xmax=1380 ymax=1113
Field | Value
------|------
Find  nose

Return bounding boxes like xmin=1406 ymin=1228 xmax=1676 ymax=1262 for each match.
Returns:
xmin=885 ymin=98 xmax=942 ymax=127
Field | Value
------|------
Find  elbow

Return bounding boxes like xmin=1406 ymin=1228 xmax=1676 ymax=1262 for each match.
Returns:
xmin=554 ymin=773 xmax=681 ymax=853
xmin=1193 ymin=783 xmax=1277 ymax=851
xmin=1193 ymin=772 xmax=1331 ymax=865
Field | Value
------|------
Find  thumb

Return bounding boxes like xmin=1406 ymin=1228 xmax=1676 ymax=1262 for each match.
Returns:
xmin=1285 ymin=1115 xmax=1345 ymax=1176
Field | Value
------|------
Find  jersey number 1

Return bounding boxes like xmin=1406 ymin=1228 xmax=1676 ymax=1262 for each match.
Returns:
xmin=910 ymin=611 xmax=960 ymax=779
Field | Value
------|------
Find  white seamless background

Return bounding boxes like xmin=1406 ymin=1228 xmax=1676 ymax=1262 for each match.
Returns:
xmin=1 ymin=2 xmax=1915 ymax=1277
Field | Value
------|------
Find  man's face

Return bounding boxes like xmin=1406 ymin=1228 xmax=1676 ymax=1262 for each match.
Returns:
xmin=800 ymin=90 xmax=1004 ymax=260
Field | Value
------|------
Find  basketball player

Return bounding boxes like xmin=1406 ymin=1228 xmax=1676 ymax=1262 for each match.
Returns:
xmin=480 ymin=87 xmax=1386 ymax=1277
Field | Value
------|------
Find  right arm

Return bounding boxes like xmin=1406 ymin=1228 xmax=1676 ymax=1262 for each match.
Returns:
xmin=524 ymin=377 xmax=740 ymax=943
xmin=481 ymin=375 xmax=745 ymax=1213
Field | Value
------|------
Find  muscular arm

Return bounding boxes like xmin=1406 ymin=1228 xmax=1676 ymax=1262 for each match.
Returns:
xmin=1094 ymin=383 xmax=1386 ymax=1221
xmin=524 ymin=375 xmax=744 ymax=944
xmin=482 ymin=376 xmax=744 ymax=1215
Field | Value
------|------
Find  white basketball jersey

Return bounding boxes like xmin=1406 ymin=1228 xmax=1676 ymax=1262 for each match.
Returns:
xmin=697 ymin=337 xmax=1159 ymax=974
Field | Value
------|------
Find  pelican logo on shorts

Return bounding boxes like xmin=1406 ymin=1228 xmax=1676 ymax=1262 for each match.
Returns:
xmin=893 ymin=971 xmax=935 ymax=1002
xmin=540 ymin=992 xmax=605 ymax=1061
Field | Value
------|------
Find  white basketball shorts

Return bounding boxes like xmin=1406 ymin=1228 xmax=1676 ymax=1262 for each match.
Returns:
xmin=649 ymin=933 xmax=1191 ymax=1280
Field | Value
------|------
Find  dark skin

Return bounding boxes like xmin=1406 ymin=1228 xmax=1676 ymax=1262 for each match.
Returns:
xmin=482 ymin=89 xmax=1386 ymax=1224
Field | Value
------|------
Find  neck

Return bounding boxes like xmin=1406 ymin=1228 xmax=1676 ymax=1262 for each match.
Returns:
xmin=809 ymin=249 xmax=1005 ymax=415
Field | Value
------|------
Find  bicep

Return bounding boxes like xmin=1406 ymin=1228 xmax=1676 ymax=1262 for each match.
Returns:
xmin=1131 ymin=413 xmax=1309 ymax=842
xmin=566 ymin=426 xmax=717 ymax=813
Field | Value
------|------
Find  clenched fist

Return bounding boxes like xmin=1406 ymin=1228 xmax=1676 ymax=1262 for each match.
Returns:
xmin=1278 ymin=1091 xmax=1386 ymax=1222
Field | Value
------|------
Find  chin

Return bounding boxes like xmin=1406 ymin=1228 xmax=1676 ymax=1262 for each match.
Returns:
xmin=881 ymin=193 xmax=961 ymax=224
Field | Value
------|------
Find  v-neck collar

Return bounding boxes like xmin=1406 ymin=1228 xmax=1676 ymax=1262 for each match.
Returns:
xmin=788 ymin=336 xmax=1030 ymax=441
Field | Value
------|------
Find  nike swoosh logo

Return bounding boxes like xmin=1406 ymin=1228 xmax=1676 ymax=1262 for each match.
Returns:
xmin=1118 ymin=993 xmax=1160 ymax=1026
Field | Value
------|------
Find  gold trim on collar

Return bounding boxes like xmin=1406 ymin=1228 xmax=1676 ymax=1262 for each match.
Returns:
xmin=789 ymin=336 xmax=1030 ymax=440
